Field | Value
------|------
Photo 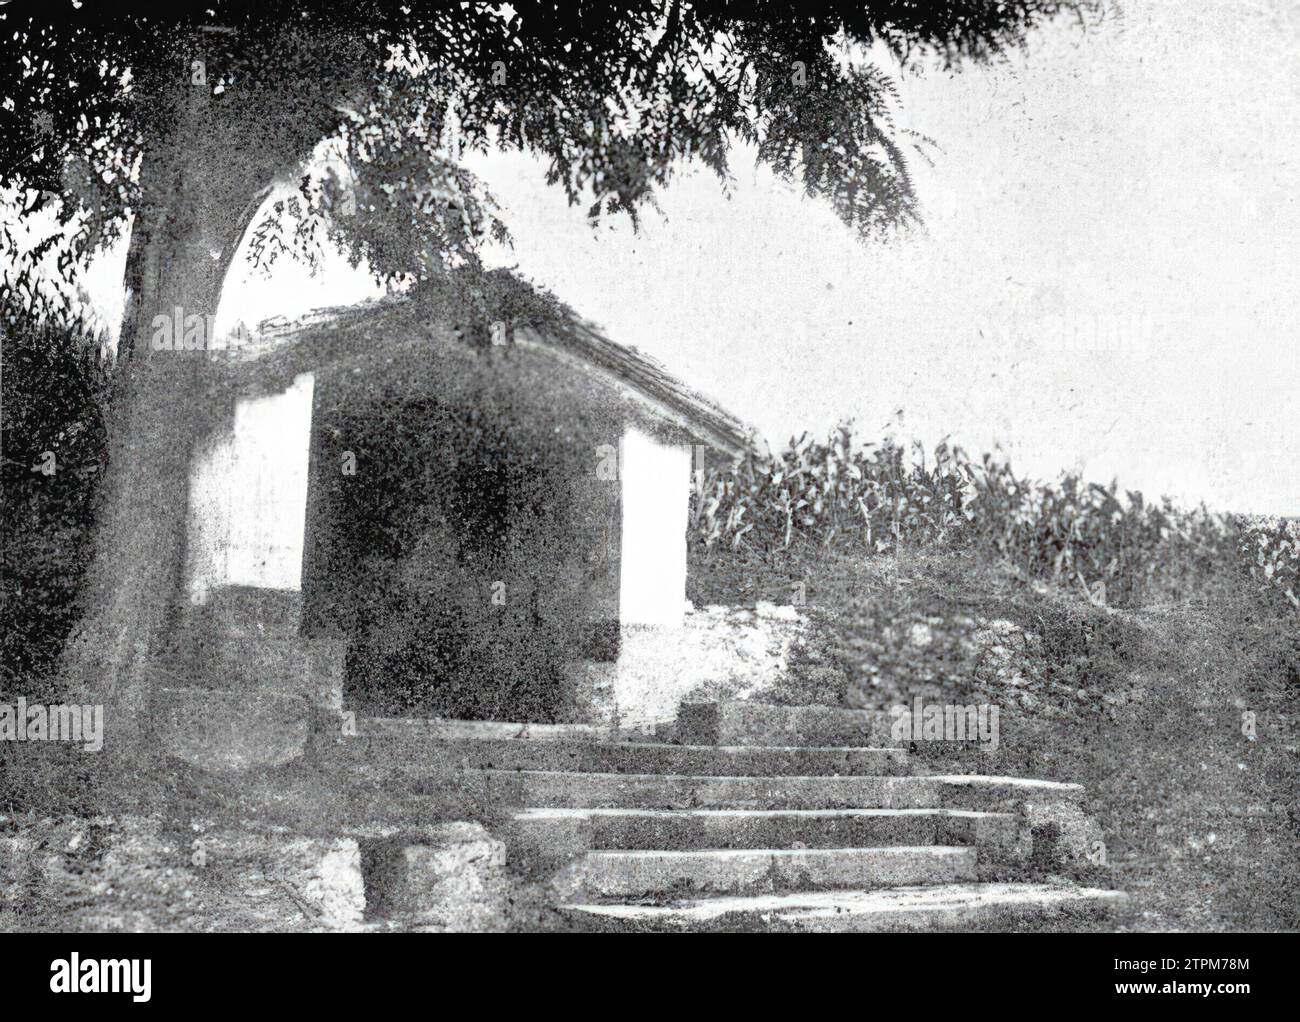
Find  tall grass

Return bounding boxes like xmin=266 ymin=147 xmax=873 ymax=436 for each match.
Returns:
xmin=692 ymin=426 xmax=1299 ymax=613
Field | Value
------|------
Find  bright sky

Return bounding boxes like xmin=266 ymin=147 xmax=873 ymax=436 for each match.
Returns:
xmin=83 ymin=0 xmax=1298 ymax=514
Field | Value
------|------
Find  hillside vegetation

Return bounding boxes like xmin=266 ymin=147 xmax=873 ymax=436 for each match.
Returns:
xmin=688 ymin=432 xmax=1298 ymax=931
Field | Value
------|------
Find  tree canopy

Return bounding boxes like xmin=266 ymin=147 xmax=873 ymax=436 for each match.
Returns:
xmin=1 ymin=0 xmax=1105 ymax=326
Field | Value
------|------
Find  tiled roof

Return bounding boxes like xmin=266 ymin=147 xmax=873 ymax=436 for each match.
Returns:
xmin=239 ymin=273 xmax=756 ymax=456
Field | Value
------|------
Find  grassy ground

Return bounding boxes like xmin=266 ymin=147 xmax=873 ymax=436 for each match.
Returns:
xmin=691 ymin=543 xmax=1300 ymax=932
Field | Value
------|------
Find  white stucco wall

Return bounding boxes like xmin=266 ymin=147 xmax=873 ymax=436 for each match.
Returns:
xmin=618 ymin=426 xmax=690 ymax=627
xmin=186 ymin=372 xmax=316 ymax=602
xmin=614 ymin=426 xmax=692 ymax=729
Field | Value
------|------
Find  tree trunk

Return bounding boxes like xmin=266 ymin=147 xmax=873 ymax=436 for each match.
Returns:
xmin=58 ymin=23 xmax=364 ymax=774
xmin=61 ymin=68 xmax=271 ymax=758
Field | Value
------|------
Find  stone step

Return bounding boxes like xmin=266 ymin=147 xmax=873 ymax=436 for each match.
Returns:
xmin=678 ymin=701 xmax=893 ymax=747
xmin=187 ymin=585 xmax=304 ymax=638
xmin=355 ymin=717 xmax=615 ymax=742
xmin=562 ymin=883 xmax=1129 ymax=933
xmin=571 ymin=846 xmax=976 ymax=898
xmin=475 ymin=770 xmax=939 ymax=809
xmin=507 ymin=807 xmax=1023 ymax=871
xmin=152 ymin=686 xmax=309 ymax=773
xmin=455 ymin=770 xmax=1083 ymax=812
xmin=154 ymin=634 xmax=345 ymax=717
xmin=312 ymin=732 xmax=908 ymax=777
xmin=931 ymin=775 xmax=1086 ymax=811
xmin=160 ymin=635 xmax=310 ymax=686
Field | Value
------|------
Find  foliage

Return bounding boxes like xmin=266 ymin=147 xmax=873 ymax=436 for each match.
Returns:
xmin=1 ymin=0 xmax=1106 ymax=315
xmin=0 ymin=313 xmax=111 ymax=699
xmin=692 ymin=426 xmax=1300 ymax=614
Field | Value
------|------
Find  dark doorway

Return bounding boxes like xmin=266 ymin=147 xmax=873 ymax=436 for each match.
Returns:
xmin=301 ymin=345 xmax=620 ymax=721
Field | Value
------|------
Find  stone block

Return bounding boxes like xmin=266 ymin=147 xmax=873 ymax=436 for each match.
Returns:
xmin=360 ymin=823 xmax=507 ymax=930
xmin=153 ymin=687 xmax=310 ymax=773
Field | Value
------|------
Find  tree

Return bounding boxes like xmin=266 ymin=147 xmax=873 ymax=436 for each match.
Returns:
xmin=0 ymin=0 xmax=1105 ymax=749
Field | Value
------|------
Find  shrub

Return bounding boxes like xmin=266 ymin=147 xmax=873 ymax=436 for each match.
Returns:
xmin=0 ymin=314 xmax=110 ymax=700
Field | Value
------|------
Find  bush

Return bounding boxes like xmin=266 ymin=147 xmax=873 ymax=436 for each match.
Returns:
xmin=0 ymin=314 xmax=110 ymax=701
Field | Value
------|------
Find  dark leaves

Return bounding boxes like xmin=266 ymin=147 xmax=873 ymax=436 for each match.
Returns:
xmin=0 ymin=1 xmax=1109 ymax=316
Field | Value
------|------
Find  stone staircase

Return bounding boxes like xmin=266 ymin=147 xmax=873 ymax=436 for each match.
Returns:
xmin=312 ymin=702 xmax=1127 ymax=932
